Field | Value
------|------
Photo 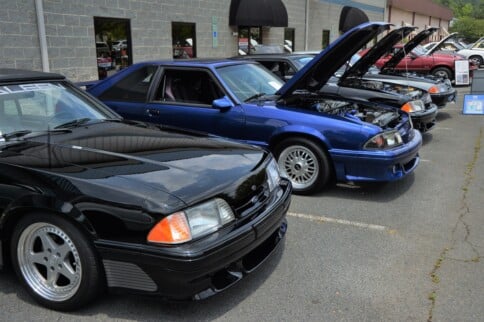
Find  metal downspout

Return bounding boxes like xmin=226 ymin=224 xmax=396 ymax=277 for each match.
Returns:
xmin=35 ymin=0 xmax=50 ymax=72
xmin=305 ymin=0 xmax=309 ymax=50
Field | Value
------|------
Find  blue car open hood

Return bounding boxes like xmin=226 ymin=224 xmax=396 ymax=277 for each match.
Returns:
xmin=277 ymin=22 xmax=392 ymax=100
xmin=339 ymin=26 xmax=416 ymax=81
xmin=381 ymin=27 xmax=439 ymax=71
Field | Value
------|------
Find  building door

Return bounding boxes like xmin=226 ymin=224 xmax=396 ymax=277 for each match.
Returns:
xmin=238 ymin=26 xmax=262 ymax=55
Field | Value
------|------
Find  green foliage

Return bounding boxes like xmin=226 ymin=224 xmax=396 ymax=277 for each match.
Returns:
xmin=433 ymin=0 xmax=484 ymax=40
xmin=450 ymin=17 xmax=484 ymax=41
xmin=434 ymin=0 xmax=484 ymax=19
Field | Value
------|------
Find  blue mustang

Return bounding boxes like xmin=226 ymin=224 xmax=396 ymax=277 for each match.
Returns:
xmin=87 ymin=22 xmax=422 ymax=194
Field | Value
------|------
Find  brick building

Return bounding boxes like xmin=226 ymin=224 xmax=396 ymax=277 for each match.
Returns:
xmin=0 ymin=0 xmax=451 ymax=82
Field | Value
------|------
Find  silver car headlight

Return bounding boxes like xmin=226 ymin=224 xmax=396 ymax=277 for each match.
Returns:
xmin=147 ymin=198 xmax=235 ymax=244
xmin=401 ymin=99 xmax=424 ymax=113
xmin=364 ymin=130 xmax=403 ymax=150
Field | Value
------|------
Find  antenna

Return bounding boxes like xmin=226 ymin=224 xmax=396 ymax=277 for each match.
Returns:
xmin=402 ymin=29 xmax=410 ymax=87
xmin=47 ymin=123 xmax=52 ymax=168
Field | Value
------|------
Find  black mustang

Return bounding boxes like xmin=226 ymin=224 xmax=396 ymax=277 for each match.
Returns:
xmin=0 ymin=69 xmax=291 ymax=310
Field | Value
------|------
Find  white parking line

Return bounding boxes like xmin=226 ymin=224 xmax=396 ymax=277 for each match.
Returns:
xmin=288 ymin=212 xmax=388 ymax=231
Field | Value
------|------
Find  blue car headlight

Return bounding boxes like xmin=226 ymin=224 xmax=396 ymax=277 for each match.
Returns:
xmin=364 ymin=130 xmax=403 ymax=150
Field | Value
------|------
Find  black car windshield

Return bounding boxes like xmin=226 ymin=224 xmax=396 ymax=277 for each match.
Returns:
xmin=0 ymin=81 xmax=116 ymax=137
xmin=217 ymin=64 xmax=284 ymax=102
xmin=290 ymin=55 xmax=314 ymax=69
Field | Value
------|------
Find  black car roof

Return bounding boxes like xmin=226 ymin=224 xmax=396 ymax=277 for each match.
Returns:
xmin=0 ymin=68 xmax=65 ymax=83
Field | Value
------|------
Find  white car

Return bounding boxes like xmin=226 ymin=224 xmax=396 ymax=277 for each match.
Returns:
xmin=112 ymin=39 xmax=127 ymax=51
xmin=457 ymin=37 xmax=484 ymax=66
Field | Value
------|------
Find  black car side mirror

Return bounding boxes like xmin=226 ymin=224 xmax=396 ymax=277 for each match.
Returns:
xmin=212 ymin=96 xmax=234 ymax=111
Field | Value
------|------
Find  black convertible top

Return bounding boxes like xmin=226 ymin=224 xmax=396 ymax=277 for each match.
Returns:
xmin=0 ymin=68 xmax=65 ymax=83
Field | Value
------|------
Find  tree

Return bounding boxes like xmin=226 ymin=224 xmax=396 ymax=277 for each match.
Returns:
xmin=434 ymin=0 xmax=484 ymax=40
xmin=451 ymin=17 xmax=484 ymax=41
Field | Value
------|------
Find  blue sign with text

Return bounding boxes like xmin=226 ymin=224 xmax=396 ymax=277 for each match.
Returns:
xmin=463 ymin=94 xmax=484 ymax=115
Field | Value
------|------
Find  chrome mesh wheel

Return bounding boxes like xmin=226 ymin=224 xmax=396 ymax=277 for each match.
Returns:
xmin=278 ymin=144 xmax=319 ymax=190
xmin=16 ymin=222 xmax=82 ymax=302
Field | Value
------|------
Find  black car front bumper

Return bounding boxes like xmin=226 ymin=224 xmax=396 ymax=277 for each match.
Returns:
xmin=431 ymin=88 xmax=457 ymax=108
xmin=94 ymin=181 xmax=292 ymax=300
xmin=411 ymin=103 xmax=438 ymax=132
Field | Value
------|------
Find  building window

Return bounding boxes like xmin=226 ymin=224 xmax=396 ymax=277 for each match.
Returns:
xmin=172 ymin=22 xmax=196 ymax=59
xmin=284 ymin=28 xmax=295 ymax=52
xmin=322 ymin=29 xmax=330 ymax=49
xmin=94 ymin=17 xmax=132 ymax=80
xmin=238 ymin=26 xmax=262 ymax=55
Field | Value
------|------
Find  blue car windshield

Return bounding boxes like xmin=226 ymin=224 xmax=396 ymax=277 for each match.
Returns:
xmin=217 ymin=63 xmax=284 ymax=102
xmin=0 ymin=81 xmax=114 ymax=136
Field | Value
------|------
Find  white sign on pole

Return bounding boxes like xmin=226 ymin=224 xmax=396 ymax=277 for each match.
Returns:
xmin=455 ymin=60 xmax=470 ymax=85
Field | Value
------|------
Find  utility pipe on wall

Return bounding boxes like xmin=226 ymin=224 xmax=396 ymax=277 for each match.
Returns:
xmin=35 ymin=0 xmax=50 ymax=72
xmin=305 ymin=0 xmax=309 ymax=50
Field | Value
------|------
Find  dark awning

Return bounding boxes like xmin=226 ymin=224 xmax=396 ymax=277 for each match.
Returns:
xmin=229 ymin=0 xmax=288 ymax=27
xmin=339 ymin=6 xmax=369 ymax=33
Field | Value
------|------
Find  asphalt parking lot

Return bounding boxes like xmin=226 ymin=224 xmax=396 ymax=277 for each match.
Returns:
xmin=1 ymin=85 xmax=483 ymax=321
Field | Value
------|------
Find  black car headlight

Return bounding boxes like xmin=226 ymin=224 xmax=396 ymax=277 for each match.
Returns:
xmin=266 ymin=158 xmax=282 ymax=192
xmin=401 ymin=100 xmax=424 ymax=113
xmin=147 ymin=198 xmax=235 ymax=244
xmin=364 ymin=130 xmax=403 ymax=150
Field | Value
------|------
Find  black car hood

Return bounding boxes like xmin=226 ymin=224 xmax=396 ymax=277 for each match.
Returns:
xmin=0 ymin=122 xmax=267 ymax=212
xmin=381 ymin=27 xmax=439 ymax=71
xmin=426 ymin=32 xmax=459 ymax=55
xmin=339 ymin=26 xmax=416 ymax=82
xmin=277 ymin=22 xmax=392 ymax=100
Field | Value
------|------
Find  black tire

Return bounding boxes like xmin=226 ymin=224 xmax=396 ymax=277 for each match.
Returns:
xmin=10 ymin=213 xmax=103 ymax=311
xmin=274 ymin=138 xmax=332 ymax=195
xmin=469 ymin=55 xmax=483 ymax=67
xmin=431 ymin=67 xmax=452 ymax=80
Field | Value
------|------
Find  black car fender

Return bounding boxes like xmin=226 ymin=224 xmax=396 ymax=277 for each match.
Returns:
xmin=0 ymin=192 xmax=97 ymax=243
xmin=0 ymin=191 xmax=99 ymax=269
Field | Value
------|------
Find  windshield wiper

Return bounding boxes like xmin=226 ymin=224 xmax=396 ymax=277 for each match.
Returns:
xmin=1 ymin=130 xmax=32 ymax=140
xmin=244 ymin=92 xmax=266 ymax=102
xmin=1 ymin=128 xmax=73 ymax=142
xmin=54 ymin=117 xmax=92 ymax=129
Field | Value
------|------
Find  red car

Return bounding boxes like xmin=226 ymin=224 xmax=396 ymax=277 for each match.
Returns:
xmin=372 ymin=43 xmax=477 ymax=81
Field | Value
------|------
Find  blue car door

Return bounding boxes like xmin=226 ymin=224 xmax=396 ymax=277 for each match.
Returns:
xmin=145 ymin=68 xmax=246 ymax=140
xmin=93 ymin=65 xmax=157 ymax=124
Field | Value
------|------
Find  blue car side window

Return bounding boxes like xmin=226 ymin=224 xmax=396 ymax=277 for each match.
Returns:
xmin=99 ymin=65 xmax=156 ymax=102
xmin=155 ymin=69 xmax=224 ymax=106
